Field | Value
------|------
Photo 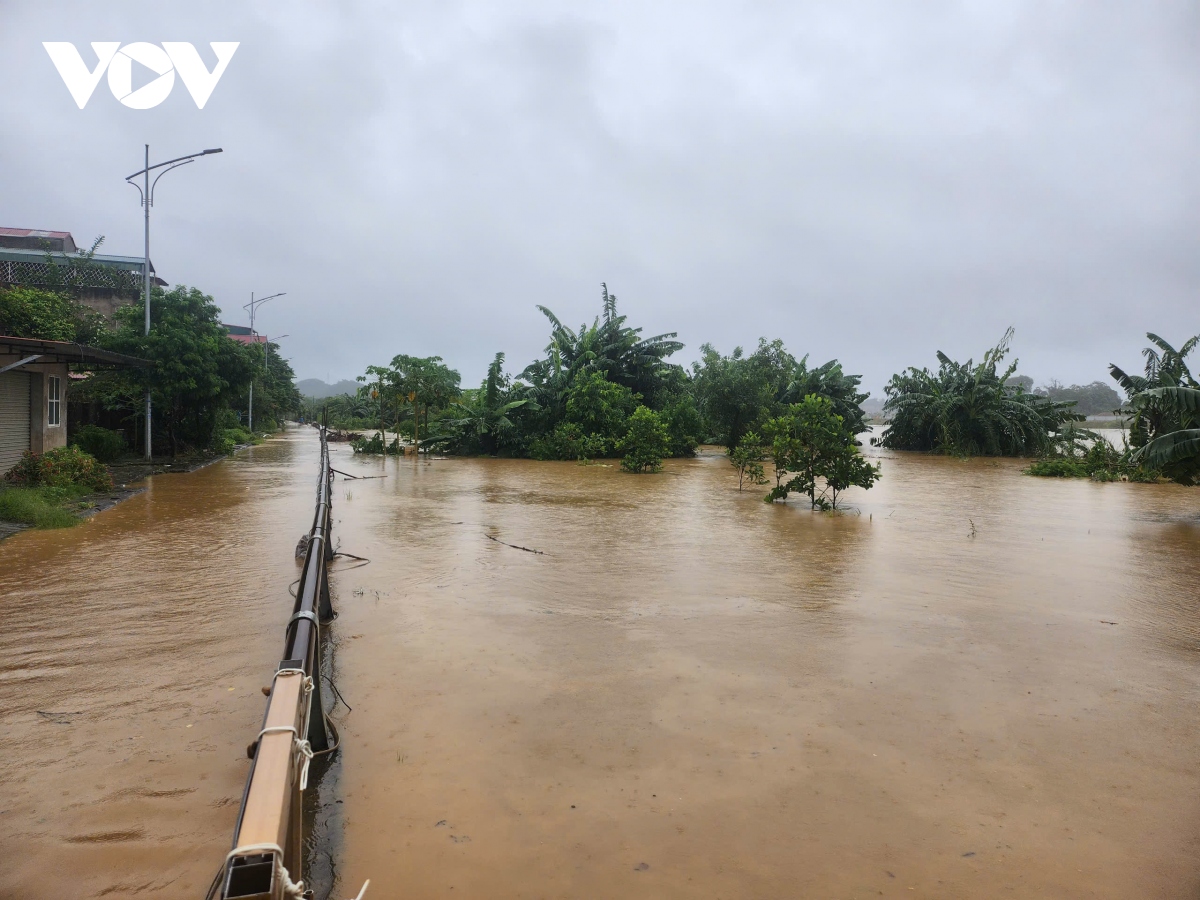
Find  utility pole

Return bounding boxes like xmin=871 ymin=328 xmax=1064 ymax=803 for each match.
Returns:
xmin=126 ymin=145 xmax=223 ymax=459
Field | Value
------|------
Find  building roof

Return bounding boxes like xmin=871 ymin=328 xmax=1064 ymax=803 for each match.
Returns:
xmin=0 ymin=246 xmax=155 ymax=273
xmin=0 ymin=228 xmax=77 ymax=253
xmin=0 ymin=335 xmax=150 ymax=368
xmin=223 ymin=324 xmax=266 ymax=344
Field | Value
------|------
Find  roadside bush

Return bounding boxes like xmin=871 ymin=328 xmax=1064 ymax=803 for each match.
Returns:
xmin=4 ymin=446 xmax=113 ymax=492
xmin=212 ymin=425 xmax=260 ymax=454
xmin=71 ymin=425 xmax=126 ymax=463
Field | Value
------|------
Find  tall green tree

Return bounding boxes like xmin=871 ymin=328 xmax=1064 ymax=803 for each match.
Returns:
xmin=99 ymin=285 xmax=256 ymax=455
xmin=437 ymin=353 xmax=531 ymax=455
xmin=692 ymin=339 xmax=869 ymax=448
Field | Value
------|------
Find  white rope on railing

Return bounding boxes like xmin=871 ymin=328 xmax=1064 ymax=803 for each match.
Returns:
xmin=223 ymin=842 xmax=306 ymax=899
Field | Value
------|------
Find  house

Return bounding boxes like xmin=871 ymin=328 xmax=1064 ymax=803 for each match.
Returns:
xmin=223 ymin=323 xmax=267 ymax=345
xmin=0 ymin=335 xmax=148 ymax=474
xmin=0 ymin=226 xmax=166 ymax=320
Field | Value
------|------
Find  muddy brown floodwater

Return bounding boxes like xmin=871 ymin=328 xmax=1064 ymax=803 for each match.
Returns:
xmin=2 ymin=428 xmax=1200 ymax=899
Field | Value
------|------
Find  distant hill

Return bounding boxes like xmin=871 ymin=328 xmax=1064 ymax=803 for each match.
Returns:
xmin=297 ymin=378 xmax=361 ymax=398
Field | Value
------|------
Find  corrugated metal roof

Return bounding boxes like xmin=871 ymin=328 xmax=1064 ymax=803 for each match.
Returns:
xmin=0 ymin=227 xmax=74 ymax=240
xmin=0 ymin=228 xmax=78 ymax=254
xmin=0 ymin=247 xmax=152 ymax=272
xmin=0 ymin=335 xmax=150 ymax=368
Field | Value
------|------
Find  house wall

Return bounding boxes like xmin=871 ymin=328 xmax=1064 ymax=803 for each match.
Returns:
xmin=0 ymin=351 xmax=69 ymax=455
xmin=77 ymin=289 xmax=140 ymax=321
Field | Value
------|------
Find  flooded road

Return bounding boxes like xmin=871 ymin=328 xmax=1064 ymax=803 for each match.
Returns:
xmin=2 ymin=428 xmax=1200 ymax=898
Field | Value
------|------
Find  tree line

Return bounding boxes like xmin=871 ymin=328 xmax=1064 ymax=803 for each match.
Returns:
xmin=326 ymin=284 xmax=879 ymax=499
xmin=322 ymin=287 xmax=1198 ymax=491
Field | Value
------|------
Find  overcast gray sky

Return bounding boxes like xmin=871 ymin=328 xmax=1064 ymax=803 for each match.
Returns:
xmin=2 ymin=1 xmax=1198 ymax=395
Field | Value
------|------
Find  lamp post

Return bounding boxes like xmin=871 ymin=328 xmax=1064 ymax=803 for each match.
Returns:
xmin=125 ymin=145 xmax=223 ymax=460
xmin=244 ymin=292 xmax=286 ymax=432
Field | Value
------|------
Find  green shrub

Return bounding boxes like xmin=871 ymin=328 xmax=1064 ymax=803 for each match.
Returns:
xmin=71 ymin=425 xmax=126 ymax=463
xmin=1025 ymin=458 xmax=1087 ymax=478
xmin=620 ymin=407 xmax=670 ymax=473
xmin=3 ymin=446 xmax=113 ymax=491
xmin=1025 ymin=439 xmax=1162 ymax=482
xmin=529 ymin=423 xmax=611 ymax=461
xmin=350 ymin=432 xmax=402 ymax=455
xmin=212 ymin=426 xmax=260 ymax=454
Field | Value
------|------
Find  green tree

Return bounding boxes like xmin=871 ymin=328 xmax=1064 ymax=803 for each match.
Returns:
xmin=692 ymin=339 xmax=869 ymax=449
xmin=0 ymin=285 xmax=106 ymax=343
xmin=437 ymin=353 xmax=530 ymax=455
xmin=563 ymin=370 xmax=638 ymax=455
xmin=620 ymin=406 xmax=669 ymax=473
xmin=881 ymin=329 xmax=1081 ymax=457
xmin=660 ymin=394 xmax=703 ymax=457
xmin=782 ymin=356 xmax=869 ymax=436
xmin=692 ymin=343 xmax=776 ymax=449
xmin=99 ymin=285 xmax=256 ymax=455
xmin=1110 ymin=332 xmax=1199 ymax=482
xmin=250 ymin=340 xmax=302 ymax=429
xmin=763 ymin=395 xmax=879 ymax=509
xmin=729 ymin=431 xmax=767 ymax=490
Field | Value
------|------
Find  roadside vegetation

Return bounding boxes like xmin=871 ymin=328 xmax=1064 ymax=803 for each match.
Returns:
xmin=0 ymin=446 xmax=114 ymax=528
xmin=1 ymin=278 xmax=300 ymax=460
xmin=1 ymin=262 xmax=302 ymax=529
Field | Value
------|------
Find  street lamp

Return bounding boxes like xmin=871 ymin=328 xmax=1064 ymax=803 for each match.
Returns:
xmin=264 ymin=334 xmax=289 ymax=382
xmin=244 ymin=292 xmax=286 ymax=432
xmin=126 ymin=145 xmax=223 ymax=460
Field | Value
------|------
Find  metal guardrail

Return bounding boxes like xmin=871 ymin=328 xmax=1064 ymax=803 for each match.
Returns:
xmin=215 ymin=426 xmax=339 ymax=900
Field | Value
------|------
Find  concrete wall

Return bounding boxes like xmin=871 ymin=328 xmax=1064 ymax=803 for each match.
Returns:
xmin=78 ymin=290 xmax=140 ymax=321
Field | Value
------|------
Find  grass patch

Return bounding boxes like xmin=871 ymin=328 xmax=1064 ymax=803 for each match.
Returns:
xmin=0 ymin=484 xmax=91 ymax=528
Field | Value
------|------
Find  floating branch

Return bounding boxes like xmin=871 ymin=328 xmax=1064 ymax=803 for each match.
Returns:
xmin=485 ymin=534 xmax=545 ymax=555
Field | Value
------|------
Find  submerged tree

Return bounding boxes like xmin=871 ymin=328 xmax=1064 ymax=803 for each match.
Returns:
xmin=620 ymin=406 xmax=670 ymax=473
xmin=1111 ymin=332 xmax=1200 ymax=483
xmin=730 ymin=431 xmax=768 ymax=490
xmin=516 ymin=285 xmax=698 ymax=460
xmin=763 ymin=395 xmax=879 ymax=509
xmin=879 ymin=329 xmax=1081 ymax=457
xmin=436 ymin=353 xmax=531 ymax=455
xmin=692 ymin=339 xmax=869 ymax=449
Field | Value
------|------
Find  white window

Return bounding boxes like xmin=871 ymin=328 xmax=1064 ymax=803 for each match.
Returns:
xmin=47 ymin=375 xmax=61 ymax=427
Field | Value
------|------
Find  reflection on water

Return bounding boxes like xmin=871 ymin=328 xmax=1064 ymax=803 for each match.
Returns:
xmin=1 ymin=430 xmax=1198 ymax=898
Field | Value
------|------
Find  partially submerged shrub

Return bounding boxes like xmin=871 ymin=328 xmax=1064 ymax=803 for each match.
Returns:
xmin=1025 ymin=438 xmax=1161 ymax=482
